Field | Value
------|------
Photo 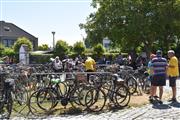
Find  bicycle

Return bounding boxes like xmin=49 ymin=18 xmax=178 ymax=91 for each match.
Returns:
xmin=0 ymin=72 xmax=15 ymax=119
xmin=84 ymin=73 xmax=131 ymax=112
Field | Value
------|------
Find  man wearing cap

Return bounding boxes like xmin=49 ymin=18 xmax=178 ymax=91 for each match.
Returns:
xmin=151 ymin=50 xmax=168 ymax=104
xmin=167 ymin=50 xmax=179 ymax=102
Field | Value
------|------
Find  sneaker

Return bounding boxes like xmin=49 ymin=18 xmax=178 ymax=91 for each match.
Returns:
xmin=158 ymin=100 xmax=163 ymax=104
xmin=149 ymin=96 xmax=154 ymax=103
xmin=168 ymin=98 xmax=177 ymax=102
xmin=153 ymin=96 xmax=159 ymax=99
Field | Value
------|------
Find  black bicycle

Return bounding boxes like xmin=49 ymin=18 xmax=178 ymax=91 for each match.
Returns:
xmin=0 ymin=72 xmax=15 ymax=119
xmin=84 ymin=73 xmax=131 ymax=112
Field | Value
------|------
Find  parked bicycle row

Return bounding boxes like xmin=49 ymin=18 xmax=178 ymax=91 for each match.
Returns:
xmin=0 ymin=63 xmax=149 ymax=118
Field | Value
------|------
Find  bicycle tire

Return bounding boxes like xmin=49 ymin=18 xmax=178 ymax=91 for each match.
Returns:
xmin=13 ymin=85 xmax=29 ymax=105
xmin=36 ymin=88 xmax=56 ymax=111
xmin=125 ymin=76 xmax=137 ymax=94
xmin=85 ymin=87 xmax=106 ymax=112
xmin=6 ymin=91 xmax=13 ymax=119
xmin=115 ymin=84 xmax=131 ymax=107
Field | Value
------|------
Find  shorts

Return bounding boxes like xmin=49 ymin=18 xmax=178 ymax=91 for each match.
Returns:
xmin=86 ymin=70 xmax=94 ymax=82
xmin=169 ymin=76 xmax=177 ymax=87
xmin=151 ymin=74 xmax=166 ymax=86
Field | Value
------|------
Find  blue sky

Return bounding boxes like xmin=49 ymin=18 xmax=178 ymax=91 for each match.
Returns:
xmin=0 ymin=0 xmax=95 ymax=46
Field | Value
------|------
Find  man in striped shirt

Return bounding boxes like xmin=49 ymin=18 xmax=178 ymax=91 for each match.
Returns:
xmin=150 ymin=50 xmax=168 ymax=104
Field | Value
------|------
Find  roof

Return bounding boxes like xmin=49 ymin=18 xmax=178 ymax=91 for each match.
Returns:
xmin=30 ymin=50 xmax=53 ymax=54
xmin=0 ymin=21 xmax=37 ymax=39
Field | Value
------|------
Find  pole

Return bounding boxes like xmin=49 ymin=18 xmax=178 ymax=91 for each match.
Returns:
xmin=52 ymin=31 xmax=55 ymax=50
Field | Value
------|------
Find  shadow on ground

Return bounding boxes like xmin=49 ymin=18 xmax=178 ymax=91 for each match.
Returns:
xmin=168 ymin=101 xmax=180 ymax=108
xmin=152 ymin=100 xmax=180 ymax=109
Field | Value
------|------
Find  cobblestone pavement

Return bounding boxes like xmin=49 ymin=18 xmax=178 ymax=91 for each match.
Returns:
xmin=12 ymin=80 xmax=180 ymax=120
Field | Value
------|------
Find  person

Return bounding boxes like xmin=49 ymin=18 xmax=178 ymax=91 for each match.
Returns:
xmin=85 ymin=56 xmax=96 ymax=72
xmin=148 ymin=54 xmax=156 ymax=102
xmin=84 ymin=56 xmax=96 ymax=81
xmin=99 ymin=55 xmax=107 ymax=64
xmin=150 ymin=50 xmax=168 ymax=104
xmin=135 ymin=56 xmax=143 ymax=68
xmin=115 ymin=53 xmax=123 ymax=65
xmin=53 ymin=56 xmax=63 ymax=72
xmin=167 ymin=50 xmax=179 ymax=102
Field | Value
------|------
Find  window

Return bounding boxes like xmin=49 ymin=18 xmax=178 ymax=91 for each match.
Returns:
xmin=4 ymin=26 xmax=11 ymax=32
xmin=3 ymin=39 xmax=15 ymax=47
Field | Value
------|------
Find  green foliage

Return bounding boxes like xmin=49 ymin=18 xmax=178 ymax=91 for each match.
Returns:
xmin=13 ymin=37 xmax=33 ymax=52
xmin=93 ymin=43 xmax=105 ymax=57
xmin=73 ymin=41 xmax=86 ymax=55
xmin=108 ymin=49 xmax=121 ymax=53
xmin=81 ymin=0 xmax=180 ymax=54
xmin=2 ymin=48 xmax=15 ymax=56
xmin=0 ymin=44 xmax=5 ymax=57
xmin=54 ymin=40 xmax=69 ymax=58
xmin=174 ymin=42 xmax=180 ymax=57
xmin=30 ymin=53 xmax=53 ymax=64
xmin=38 ymin=44 xmax=49 ymax=51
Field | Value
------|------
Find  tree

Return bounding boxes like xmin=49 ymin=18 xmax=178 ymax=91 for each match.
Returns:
xmin=93 ymin=43 xmax=105 ymax=57
xmin=2 ymin=48 xmax=15 ymax=56
xmin=73 ymin=41 xmax=86 ymax=55
xmin=38 ymin=44 xmax=49 ymax=51
xmin=13 ymin=37 xmax=33 ymax=52
xmin=54 ymin=40 xmax=69 ymax=58
xmin=80 ymin=0 xmax=180 ymax=55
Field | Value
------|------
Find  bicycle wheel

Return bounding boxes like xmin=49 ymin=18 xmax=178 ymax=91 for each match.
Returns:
xmin=70 ymin=85 xmax=90 ymax=109
xmin=28 ymin=90 xmax=53 ymax=116
xmin=125 ymin=76 xmax=137 ymax=94
xmin=57 ymin=82 xmax=67 ymax=97
xmin=13 ymin=85 xmax=29 ymax=105
xmin=85 ymin=88 xmax=106 ymax=112
xmin=6 ymin=91 xmax=13 ymax=119
xmin=28 ymin=91 xmax=41 ymax=115
xmin=77 ymin=85 xmax=91 ymax=106
xmin=0 ymin=91 xmax=13 ymax=119
xmin=115 ymin=84 xmax=131 ymax=107
xmin=36 ymin=88 xmax=56 ymax=112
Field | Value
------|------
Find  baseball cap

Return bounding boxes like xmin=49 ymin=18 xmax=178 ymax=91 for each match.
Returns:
xmin=156 ymin=50 xmax=162 ymax=56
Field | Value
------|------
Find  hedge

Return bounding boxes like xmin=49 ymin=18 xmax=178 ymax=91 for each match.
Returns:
xmin=29 ymin=53 xmax=53 ymax=64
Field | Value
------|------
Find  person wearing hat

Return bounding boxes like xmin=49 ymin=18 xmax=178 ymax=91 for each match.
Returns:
xmin=150 ymin=50 xmax=168 ymax=104
xmin=167 ymin=50 xmax=179 ymax=102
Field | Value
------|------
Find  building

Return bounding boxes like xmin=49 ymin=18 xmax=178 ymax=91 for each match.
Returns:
xmin=103 ymin=37 xmax=111 ymax=49
xmin=0 ymin=21 xmax=38 ymax=50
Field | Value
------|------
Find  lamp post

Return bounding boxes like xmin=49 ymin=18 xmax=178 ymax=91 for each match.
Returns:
xmin=52 ymin=31 xmax=55 ymax=50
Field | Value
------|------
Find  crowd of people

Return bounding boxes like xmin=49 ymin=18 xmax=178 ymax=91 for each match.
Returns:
xmin=148 ymin=50 xmax=179 ymax=104
xmin=1 ymin=49 xmax=179 ymax=105
xmin=50 ymin=55 xmax=96 ymax=74
xmin=50 ymin=50 xmax=180 ymax=104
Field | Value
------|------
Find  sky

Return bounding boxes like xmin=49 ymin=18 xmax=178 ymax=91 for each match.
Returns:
xmin=0 ymin=0 xmax=95 ymax=46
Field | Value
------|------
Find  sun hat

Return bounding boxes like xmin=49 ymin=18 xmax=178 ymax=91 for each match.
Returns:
xmin=168 ymin=50 xmax=175 ymax=54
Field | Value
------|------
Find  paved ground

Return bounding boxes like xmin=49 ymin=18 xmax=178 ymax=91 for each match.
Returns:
xmin=12 ymin=79 xmax=180 ymax=120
